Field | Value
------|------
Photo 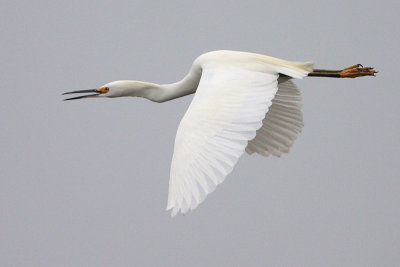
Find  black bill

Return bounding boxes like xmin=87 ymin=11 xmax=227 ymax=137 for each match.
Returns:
xmin=62 ymin=89 xmax=101 ymax=101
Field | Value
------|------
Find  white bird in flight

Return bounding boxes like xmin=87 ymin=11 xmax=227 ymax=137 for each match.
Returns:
xmin=63 ymin=50 xmax=376 ymax=216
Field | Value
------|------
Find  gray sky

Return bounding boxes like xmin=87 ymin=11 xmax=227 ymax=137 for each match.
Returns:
xmin=1 ymin=0 xmax=399 ymax=266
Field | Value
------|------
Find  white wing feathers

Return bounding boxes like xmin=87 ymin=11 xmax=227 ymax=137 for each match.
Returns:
xmin=245 ymin=77 xmax=304 ymax=157
xmin=167 ymin=68 xmax=278 ymax=216
xmin=166 ymin=52 xmax=313 ymax=216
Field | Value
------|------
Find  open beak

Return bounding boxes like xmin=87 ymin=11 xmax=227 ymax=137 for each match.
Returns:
xmin=62 ymin=88 xmax=105 ymax=101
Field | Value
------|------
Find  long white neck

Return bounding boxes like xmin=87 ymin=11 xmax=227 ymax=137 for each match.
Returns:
xmin=130 ymin=64 xmax=202 ymax=103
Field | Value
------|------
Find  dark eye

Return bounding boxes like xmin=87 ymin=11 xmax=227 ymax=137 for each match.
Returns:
xmin=104 ymin=87 xmax=109 ymax=93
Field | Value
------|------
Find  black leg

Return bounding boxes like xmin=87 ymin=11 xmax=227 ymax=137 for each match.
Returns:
xmin=308 ymin=71 xmax=341 ymax=78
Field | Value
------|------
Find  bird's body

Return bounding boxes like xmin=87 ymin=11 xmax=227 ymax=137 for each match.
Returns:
xmin=63 ymin=50 xmax=376 ymax=216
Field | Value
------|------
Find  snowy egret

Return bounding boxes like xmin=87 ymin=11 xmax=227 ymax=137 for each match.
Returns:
xmin=63 ymin=50 xmax=376 ymax=216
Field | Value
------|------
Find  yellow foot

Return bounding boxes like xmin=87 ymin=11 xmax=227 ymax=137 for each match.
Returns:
xmin=340 ymin=64 xmax=378 ymax=78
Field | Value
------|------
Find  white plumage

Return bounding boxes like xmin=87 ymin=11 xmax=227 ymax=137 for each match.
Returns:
xmin=63 ymin=50 xmax=375 ymax=216
xmin=166 ymin=51 xmax=313 ymax=215
xmin=246 ymin=78 xmax=304 ymax=157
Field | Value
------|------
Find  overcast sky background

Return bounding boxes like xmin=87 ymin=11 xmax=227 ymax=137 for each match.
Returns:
xmin=1 ymin=0 xmax=399 ymax=266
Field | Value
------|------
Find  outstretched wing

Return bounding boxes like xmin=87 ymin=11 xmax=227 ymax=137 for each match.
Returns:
xmin=245 ymin=77 xmax=304 ymax=157
xmin=167 ymin=67 xmax=279 ymax=216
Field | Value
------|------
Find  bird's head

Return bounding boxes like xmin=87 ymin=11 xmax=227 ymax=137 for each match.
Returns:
xmin=62 ymin=80 xmax=152 ymax=101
